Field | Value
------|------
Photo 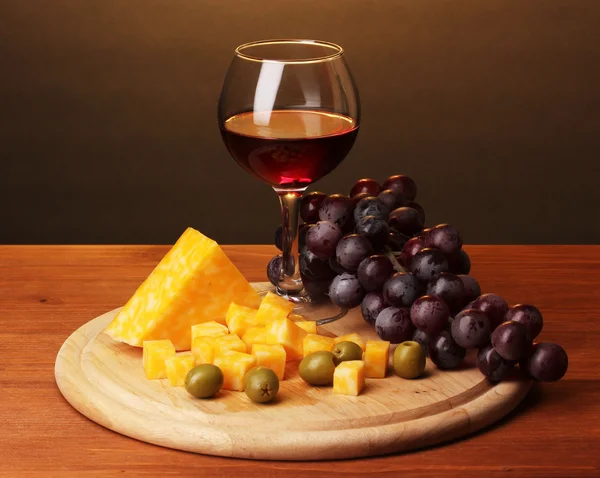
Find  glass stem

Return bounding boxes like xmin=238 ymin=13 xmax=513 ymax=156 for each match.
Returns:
xmin=274 ymin=187 xmax=306 ymax=297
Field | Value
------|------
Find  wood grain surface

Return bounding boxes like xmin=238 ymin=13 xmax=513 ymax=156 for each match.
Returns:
xmin=1 ymin=245 xmax=599 ymax=476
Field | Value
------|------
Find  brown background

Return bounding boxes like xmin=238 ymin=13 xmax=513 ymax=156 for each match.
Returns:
xmin=1 ymin=0 xmax=599 ymax=245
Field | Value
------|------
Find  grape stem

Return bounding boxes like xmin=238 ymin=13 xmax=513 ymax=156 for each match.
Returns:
xmin=384 ymin=246 xmax=407 ymax=273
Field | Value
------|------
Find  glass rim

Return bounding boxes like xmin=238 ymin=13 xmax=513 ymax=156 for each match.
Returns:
xmin=234 ymin=39 xmax=344 ymax=64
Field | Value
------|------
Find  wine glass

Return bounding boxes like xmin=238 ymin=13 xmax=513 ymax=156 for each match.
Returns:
xmin=218 ymin=39 xmax=360 ymax=305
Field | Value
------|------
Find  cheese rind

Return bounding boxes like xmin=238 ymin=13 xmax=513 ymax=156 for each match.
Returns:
xmin=303 ymin=334 xmax=335 ymax=357
xmin=333 ymin=360 xmax=365 ymax=396
xmin=143 ymin=340 xmax=176 ymax=379
xmin=165 ymin=352 xmax=196 ymax=386
xmin=255 ymin=292 xmax=295 ymax=325
xmin=364 ymin=340 xmax=390 ymax=378
xmin=213 ymin=351 xmax=257 ymax=391
xmin=334 ymin=333 xmax=366 ymax=351
xmin=266 ymin=317 xmax=307 ymax=361
xmin=104 ymin=227 xmax=261 ymax=350
xmin=251 ymin=344 xmax=286 ymax=380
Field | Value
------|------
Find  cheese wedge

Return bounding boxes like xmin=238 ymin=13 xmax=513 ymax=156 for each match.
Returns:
xmin=104 ymin=227 xmax=261 ymax=350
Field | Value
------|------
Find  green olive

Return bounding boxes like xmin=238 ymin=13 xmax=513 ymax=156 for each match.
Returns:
xmin=332 ymin=341 xmax=363 ymax=365
xmin=244 ymin=367 xmax=279 ymax=403
xmin=299 ymin=351 xmax=336 ymax=385
xmin=393 ymin=341 xmax=426 ymax=379
xmin=185 ymin=364 xmax=224 ymax=398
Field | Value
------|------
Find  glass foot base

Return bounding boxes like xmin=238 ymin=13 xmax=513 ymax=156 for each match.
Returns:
xmin=274 ymin=287 xmax=348 ymax=326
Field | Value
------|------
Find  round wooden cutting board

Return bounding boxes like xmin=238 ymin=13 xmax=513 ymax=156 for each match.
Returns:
xmin=55 ymin=283 xmax=531 ymax=461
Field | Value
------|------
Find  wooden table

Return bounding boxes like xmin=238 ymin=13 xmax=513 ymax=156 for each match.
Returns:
xmin=1 ymin=245 xmax=598 ymax=477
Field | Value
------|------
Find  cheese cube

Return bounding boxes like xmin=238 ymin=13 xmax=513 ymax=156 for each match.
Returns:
xmin=255 ymin=292 xmax=295 ymax=325
xmin=333 ymin=360 xmax=365 ymax=396
xmin=143 ymin=340 xmax=176 ymax=379
xmin=303 ymin=334 xmax=335 ymax=357
xmin=105 ymin=227 xmax=261 ymax=350
xmin=266 ymin=317 xmax=307 ymax=361
xmin=214 ymin=334 xmax=247 ymax=356
xmin=165 ymin=352 xmax=196 ymax=386
xmin=295 ymin=321 xmax=317 ymax=334
xmin=251 ymin=344 xmax=286 ymax=380
xmin=191 ymin=321 xmax=229 ymax=341
xmin=334 ymin=333 xmax=366 ymax=351
xmin=289 ymin=313 xmax=305 ymax=321
xmin=225 ymin=303 xmax=259 ymax=337
xmin=364 ymin=340 xmax=390 ymax=378
xmin=241 ymin=326 xmax=267 ymax=352
xmin=191 ymin=336 xmax=216 ymax=364
xmin=213 ymin=351 xmax=257 ymax=391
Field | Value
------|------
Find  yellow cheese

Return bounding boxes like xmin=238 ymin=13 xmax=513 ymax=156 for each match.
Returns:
xmin=214 ymin=334 xmax=247 ymax=356
xmin=251 ymin=344 xmax=286 ymax=380
xmin=255 ymin=292 xmax=295 ymax=325
xmin=289 ymin=313 xmax=305 ymax=321
xmin=333 ymin=360 xmax=365 ymax=396
xmin=191 ymin=336 xmax=216 ymax=364
xmin=191 ymin=321 xmax=229 ymax=341
xmin=295 ymin=321 xmax=317 ymax=334
xmin=225 ymin=303 xmax=259 ymax=337
xmin=241 ymin=326 xmax=267 ymax=352
xmin=334 ymin=333 xmax=366 ymax=351
xmin=364 ymin=340 xmax=390 ymax=378
xmin=303 ymin=334 xmax=335 ymax=356
xmin=213 ymin=351 xmax=257 ymax=391
xmin=266 ymin=317 xmax=307 ymax=361
xmin=142 ymin=339 xmax=176 ymax=379
xmin=165 ymin=352 xmax=196 ymax=386
xmin=104 ymin=227 xmax=261 ymax=350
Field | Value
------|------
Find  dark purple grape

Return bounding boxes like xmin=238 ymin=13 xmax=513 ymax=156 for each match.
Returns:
xmin=505 ymin=304 xmax=544 ymax=340
xmin=377 ymin=189 xmax=406 ymax=211
xmin=521 ymin=342 xmax=568 ymax=382
xmin=298 ymin=223 xmax=309 ymax=250
xmin=410 ymin=295 xmax=450 ymax=336
xmin=299 ymin=247 xmax=335 ymax=280
xmin=318 ymin=194 xmax=354 ymax=230
xmin=375 ymin=307 xmax=414 ymax=343
xmin=477 ymin=344 xmax=514 ymax=382
xmin=412 ymin=329 xmax=430 ymax=356
xmin=355 ymin=215 xmax=389 ymax=250
xmin=382 ymin=174 xmax=417 ymax=201
xmin=406 ymin=201 xmax=425 ymax=224
xmin=424 ymin=224 xmax=462 ymax=256
xmin=428 ymin=330 xmax=466 ymax=369
xmin=335 ymin=234 xmax=374 ymax=271
xmin=382 ymin=272 xmax=422 ymax=308
xmin=361 ymin=291 xmax=386 ymax=325
xmin=357 ymin=255 xmax=394 ymax=292
xmin=351 ymin=191 xmax=372 ymax=207
xmin=387 ymin=230 xmax=411 ymax=251
xmin=267 ymin=255 xmax=282 ymax=286
xmin=328 ymin=273 xmax=365 ymax=309
xmin=451 ymin=309 xmax=491 ymax=349
xmin=448 ymin=249 xmax=471 ymax=275
xmin=471 ymin=293 xmax=509 ymax=330
xmin=399 ymin=236 xmax=425 ymax=267
xmin=274 ymin=226 xmax=283 ymax=251
xmin=350 ymin=178 xmax=381 ymax=198
xmin=459 ymin=275 xmax=481 ymax=303
xmin=305 ymin=221 xmax=343 ymax=259
xmin=301 ymin=274 xmax=331 ymax=301
xmin=329 ymin=256 xmax=351 ymax=274
xmin=300 ymin=191 xmax=326 ymax=224
xmin=491 ymin=321 xmax=532 ymax=361
xmin=354 ymin=197 xmax=389 ymax=223
xmin=388 ymin=207 xmax=424 ymax=236
xmin=409 ymin=248 xmax=450 ymax=282
xmin=426 ymin=272 xmax=466 ymax=314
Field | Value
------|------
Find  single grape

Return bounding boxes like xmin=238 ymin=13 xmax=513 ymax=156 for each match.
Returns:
xmin=301 ymin=274 xmax=331 ymax=301
xmin=505 ymin=304 xmax=544 ymax=340
xmin=477 ymin=344 xmax=514 ymax=382
xmin=423 ymin=224 xmax=462 ymax=256
xmin=378 ymin=189 xmax=406 ymax=211
xmin=267 ymin=255 xmax=282 ymax=286
xmin=410 ymin=295 xmax=450 ymax=336
xmin=305 ymin=220 xmax=343 ymax=259
xmin=328 ymin=273 xmax=365 ymax=309
xmin=388 ymin=230 xmax=411 ymax=251
xmin=335 ymin=234 xmax=374 ymax=271
xmin=406 ymin=201 xmax=425 ymax=224
xmin=412 ymin=329 xmax=430 ymax=356
xmin=355 ymin=215 xmax=389 ymax=250
xmin=521 ymin=342 xmax=568 ymax=382
xmin=298 ymin=223 xmax=309 ymax=250
xmin=451 ymin=309 xmax=491 ymax=349
xmin=351 ymin=191 xmax=372 ymax=207
xmin=459 ymin=275 xmax=481 ymax=303
xmin=274 ymin=226 xmax=283 ymax=251
xmin=382 ymin=272 xmax=422 ymax=308
xmin=428 ymin=330 xmax=466 ymax=369
xmin=382 ymin=174 xmax=417 ymax=201
xmin=354 ymin=196 xmax=389 ymax=223
xmin=410 ymin=248 xmax=450 ymax=282
xmin=357 ymin=255 xmax=394 ymax=292
xmin=318 ymin=194 xmax=354 ymax=230
xmin=361 ymin=291 xmax=386 ymax=325
xmin=299 ymin=247 xmax=335 ymax=280
xmin=388 ymin=207 xmax=425 ymax=236
xmin=350 ymin=178 xmax=381 ymax=198
xmin=426 ymin=272 xmax=466 ymax=314
xmin=491 ymin=321 xmax=532 ymax=361
xmin=448 ymin=249 xmax=471 ymax=275
xmin=329 ymin=256 xmax=351 ymax=274
xmin=375 ymin=307 xmax=415 ymax=343
xmin=399 ymin=236 xmax=425 ymax=267
xmin=471 ymin=293 xmax=509 ymax=330
xmin=300 ymin=191 xmax=327 ymax=224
